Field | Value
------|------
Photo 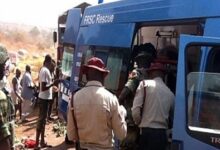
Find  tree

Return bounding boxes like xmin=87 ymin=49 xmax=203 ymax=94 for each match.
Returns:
xmin=29 ymin=26 xmax=40 ymax=37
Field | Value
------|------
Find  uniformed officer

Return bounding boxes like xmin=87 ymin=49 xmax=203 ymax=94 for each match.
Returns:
xmin=67 ymin=57 xmax=127 ymax=150
xmin=119 ymin=43 xmax=157 ymax=149
xmin=0 ymin=44 xmax=14 ymax=150
xmin=132 ymin=62 xmax=175 ymax=150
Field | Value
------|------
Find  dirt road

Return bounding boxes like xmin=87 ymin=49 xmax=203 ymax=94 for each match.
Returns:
xmin=15 ymin=107 xmax=75 ymax=150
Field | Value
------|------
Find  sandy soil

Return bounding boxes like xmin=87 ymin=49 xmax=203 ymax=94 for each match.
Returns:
xmin=15 ymin=107 xmax=75 ymax=150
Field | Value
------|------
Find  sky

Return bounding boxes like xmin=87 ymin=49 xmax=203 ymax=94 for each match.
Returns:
xmin=0 ymin=0 xmax=118 ymax=28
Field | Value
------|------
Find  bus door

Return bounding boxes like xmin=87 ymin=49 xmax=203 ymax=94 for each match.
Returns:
xmin=172 ymin=34 xmax=220 ymax=150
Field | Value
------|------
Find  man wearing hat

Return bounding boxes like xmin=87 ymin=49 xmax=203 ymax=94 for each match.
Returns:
xmin=119 ymin=43 xmax=157 ymax=149
xmin=67 ymin=57 xmax=127 ymax=150
xmin=119 ymin=43 xmax=157 ymax=105
xmin=0 ymin=44 xmax=12 ymax=150
xmin=132 ymin=62 xmax=174 ymax=150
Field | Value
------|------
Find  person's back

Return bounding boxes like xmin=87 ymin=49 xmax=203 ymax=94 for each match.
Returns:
xmin=21 ymin=72 xmax=34 ymax=100
xmin=132 ymin=63 xmax=174 ymax=150
xmin=136 ymin=77 xmax=174 ymax=128
xmin=0 ymin=44 xmax=11 ymax=150
xmin=67 ymin=57 xmax=127 ymax=150
xmin=74 ymin=81 xmax=126 ymax=149
xmin=21 ymin=67 xmax=34 ymax=122
xmin=0 ymin=90 xmax=11 ymax=149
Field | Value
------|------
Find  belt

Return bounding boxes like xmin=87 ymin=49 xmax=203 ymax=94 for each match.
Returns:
xmin=140 ymin=127 xmax=166 ymax=134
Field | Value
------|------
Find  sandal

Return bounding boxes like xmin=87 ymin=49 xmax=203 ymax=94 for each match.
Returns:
xmin=40 ymin=142 xmax=52 ymax=148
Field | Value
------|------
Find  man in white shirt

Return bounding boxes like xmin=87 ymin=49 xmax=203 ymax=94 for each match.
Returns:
xmin=67 ymin=57 xmax=127 ymax=150
xmin=35 ymin=55 xmax=59 ymax=149
xmin=21 ymin=65 xmax=35 ymax=122
xmin=11 ymin=69 xmax=23 ymax=120
xmin=132 ymin=62 xmax=174 ymax=150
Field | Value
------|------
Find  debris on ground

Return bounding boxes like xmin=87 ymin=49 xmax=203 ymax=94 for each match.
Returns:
xmin=52 ymin=120 xmax=67 ymax=137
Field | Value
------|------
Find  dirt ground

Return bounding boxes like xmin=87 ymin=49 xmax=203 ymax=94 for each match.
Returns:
xmin=14 ymin=106 xmax=75 ymax=150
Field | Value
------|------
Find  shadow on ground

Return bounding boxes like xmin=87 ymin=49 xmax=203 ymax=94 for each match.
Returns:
xmin=43 ymin=141 xmax=75 ymax=150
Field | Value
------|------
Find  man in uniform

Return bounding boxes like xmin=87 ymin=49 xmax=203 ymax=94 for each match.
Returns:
xmin=67 ymin=57 xmax=127 ymax=150
xmin=0 ymin=44 xmax=13 ymax=150
xmin=132 ymin=62 xmax=174 ymax=150
xmin=119 ymin=43 xmax=157 ymax=149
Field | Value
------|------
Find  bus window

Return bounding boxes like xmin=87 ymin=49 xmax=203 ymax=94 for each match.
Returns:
xmin=61 ymin=46 xmax=74 ymax=77
xmin=206 ymin=47 xmax=220 ymax=73
xmin=80 ymin=46 xmax=94 ymax=85
xmin=105 ymin=49 xmax=123 ymax=93
xmin=95 ymin=51 xmax=108 ymax=64
xmin=187 ymin=45 xmax=220 ymax=139
xmin=79 ymin=46 xmax=130 ymax=95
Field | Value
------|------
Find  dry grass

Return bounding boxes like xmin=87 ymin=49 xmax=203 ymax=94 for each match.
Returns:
xmin=17 ymin=56 xmax=44 ymax=80
xmin=0 ymin=24 xmax=56 ymax=83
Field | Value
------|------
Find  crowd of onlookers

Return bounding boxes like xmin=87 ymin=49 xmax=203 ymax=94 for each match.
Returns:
xmin=0 ymin=44 xmax=60 ymax=150
xmin=10 ymin=56 xmax=59 ymax=124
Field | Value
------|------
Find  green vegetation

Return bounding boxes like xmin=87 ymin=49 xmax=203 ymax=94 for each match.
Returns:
xmin=52 ymin=120 xmax=67 ymax=137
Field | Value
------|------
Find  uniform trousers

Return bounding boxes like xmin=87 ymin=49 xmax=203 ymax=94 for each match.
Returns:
xmin=138 ymin=127 xmax=167 ymax=150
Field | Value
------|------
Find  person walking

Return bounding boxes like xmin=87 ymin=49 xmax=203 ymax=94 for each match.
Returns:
xmin=34 ymin=55 xmax=59 ymax=149
xmin=67 ymin=57 xmax=127 ymax=150
xmin=0 ymin=44 xmax=13 ymax=150
xmin=11 ymin=68 xmax=23 ymax=121
xmin=132 ymin=62 xmax=174 ymax=150
xmin=21 ymin=65 xmax=35 ymax=122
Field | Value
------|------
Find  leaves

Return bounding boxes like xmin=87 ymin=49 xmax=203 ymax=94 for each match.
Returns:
xmin=52 ymin=120 xmax=66 ymax=137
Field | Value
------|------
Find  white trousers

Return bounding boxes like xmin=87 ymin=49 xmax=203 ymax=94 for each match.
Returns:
xmin=21 ymin=99 xmax=33 ymax=120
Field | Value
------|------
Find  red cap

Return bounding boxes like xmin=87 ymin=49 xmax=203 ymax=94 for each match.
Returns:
xmin=147 ymin=62 xmax=166 ymax=72
xmin=82 ymin=57 xmax=110 ymax=74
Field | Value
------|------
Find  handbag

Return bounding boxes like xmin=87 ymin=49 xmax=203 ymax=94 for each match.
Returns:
xmin=70 ymin=94 xmax=82 ymax=150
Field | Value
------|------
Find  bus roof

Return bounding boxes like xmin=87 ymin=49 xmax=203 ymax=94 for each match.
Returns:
xmin=77 ymin=0 xmax=220 ymax=47
xmin=82 ymin=0 xmax=220 ymax=25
